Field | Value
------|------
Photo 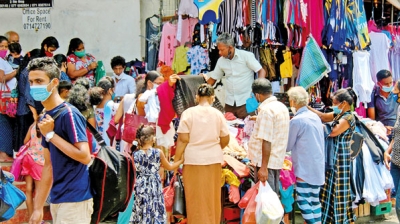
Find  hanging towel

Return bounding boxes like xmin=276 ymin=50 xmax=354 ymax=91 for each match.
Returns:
xmin=297 ymin=35 xmax=331 ymax=89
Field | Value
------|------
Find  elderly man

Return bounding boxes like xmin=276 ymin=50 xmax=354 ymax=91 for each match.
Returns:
xmin=4 ymin=31 xmax=20 ymax=43
xmin=286 ymin=86 xmax=325 ymax=224
xmin=4 ymin=31 xmax=24 ymax=56
xmin=205 ymin=32 xmax=266 ymax=119
xmin=248 ymin=79 xmax=289 ymax=195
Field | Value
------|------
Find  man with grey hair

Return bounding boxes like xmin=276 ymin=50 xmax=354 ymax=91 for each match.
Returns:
xmin=247 ymin=78 xmax=289 ymax=195
xmin=4 ymin=31 xmax=24 ymax=56
xmin=286 ymin=86 xmax=325 ymax=224
xmin=4 ymin=31 xmax=19 ymax=43
xmin=205 ymin=32 xmax=266 ymax=118
xmin=27 ymin=57 xmax=92 ymax=224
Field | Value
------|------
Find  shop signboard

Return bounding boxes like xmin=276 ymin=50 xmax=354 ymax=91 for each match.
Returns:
xmin=0 ymin=0 xmax=52 ymax=8
xmin=22 ymin=8 xmax=51 ymax=30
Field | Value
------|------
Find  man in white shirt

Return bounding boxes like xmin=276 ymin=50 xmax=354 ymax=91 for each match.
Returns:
xmin=206 ymin=33 xmax=266 ymax=118
xmin=111 ymin=56 xmax=136 ymax=102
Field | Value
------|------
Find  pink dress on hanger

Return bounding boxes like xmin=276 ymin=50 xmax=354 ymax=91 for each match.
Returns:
xmin=302 ymin=0 xmax=324 ymax=47
xmin=158 ymin=22 xmax=178 ymax=66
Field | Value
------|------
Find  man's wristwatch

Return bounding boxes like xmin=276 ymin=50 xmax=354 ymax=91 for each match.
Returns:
xmin=45 ymin=131 xmax=55 ymax=142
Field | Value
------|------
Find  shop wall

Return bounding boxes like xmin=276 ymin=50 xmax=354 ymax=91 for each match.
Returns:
xmin=0 ymin=0 xmax=141 ymax=73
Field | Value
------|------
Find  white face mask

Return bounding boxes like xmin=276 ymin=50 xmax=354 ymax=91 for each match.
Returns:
xmin=290 ymin=107 xmax=297 ymax=114
xmin=152 ymin=83 xmax=159 ymax=89
xmin=114 ymin=74 xmax=122 ymax=80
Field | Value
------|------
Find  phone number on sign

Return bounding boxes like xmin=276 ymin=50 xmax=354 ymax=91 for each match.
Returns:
xmin=23 ymin=23 xmax=51 ymax=30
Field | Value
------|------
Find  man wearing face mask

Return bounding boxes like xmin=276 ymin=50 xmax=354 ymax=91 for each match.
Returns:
xmin=110 ymin=56 xmax=136 ymax=102
xmin=367 ymin=69 xmax=399 ymax=139
xmin=204 ymin=33 xmax=266 ymax=119
xmin=247 ymin=79 xmax=289 ymax=195
xmin=27 ymin=57 xmax=93 ymax=224
xmin=286 ymin=87 xmax=325 ymax=224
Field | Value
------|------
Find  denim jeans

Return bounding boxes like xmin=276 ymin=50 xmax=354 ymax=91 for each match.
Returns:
xmin=390 ymin=163 xmax=400 ymax=221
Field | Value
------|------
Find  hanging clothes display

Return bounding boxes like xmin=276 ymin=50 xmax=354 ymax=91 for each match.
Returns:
xmin=353 ymin=0 xmax=371 ymax=50
xmin=368 ymin=31 xmax=391 ymax=83
xmin=158 ymin=22 xmax=178 ymax=66
xmin=390 ymin=35 xmax=400 ymax=81
xmin=217 ymin=0 xmax=242 ymax=35
xmin=259 ymin=47 xmax=276 ymax=81
xmin=193 ymin=0 xmax=225 ymax=24
xmin=322 ymin=0 xmax=347 ymax=51
xmin=297 ymin=35 xmax=331 ymax=89
xmin=177 ymin=17 xmax=199 ymax=44
xmin=302 ymin=0 xmax=324 ymax=46
xmin=352 ymin=51 xmax=375 ymax=105
xmin=178 ymin=0 xmax=199 ymax=18
xmin=187 ymin=45 xmax=209 ymax=75
xmin=172 ymin=45 xmax=191 ymax=74
xmin=145 ymin=17 xmax=161 ymax=71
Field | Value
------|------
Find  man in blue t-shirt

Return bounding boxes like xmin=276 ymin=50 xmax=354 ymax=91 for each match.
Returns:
xmin=27 ymin=57 xmax=93 ymax=224
xmin=367 ymin=69 xmax=399 ymax=140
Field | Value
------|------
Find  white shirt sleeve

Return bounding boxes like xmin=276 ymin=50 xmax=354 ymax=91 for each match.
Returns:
xmin=0 ymin=58 xmax=13 ymax=74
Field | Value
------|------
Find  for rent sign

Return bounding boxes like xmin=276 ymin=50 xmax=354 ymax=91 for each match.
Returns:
xmin=0 ymin=0 xmax=52 ymax=8
xmin=22 ymin=8 xmax=51 ymax=30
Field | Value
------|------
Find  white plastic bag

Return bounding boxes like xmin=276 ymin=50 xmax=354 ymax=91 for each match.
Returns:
xmin=255 ymin=182 xmax=284 ymax=224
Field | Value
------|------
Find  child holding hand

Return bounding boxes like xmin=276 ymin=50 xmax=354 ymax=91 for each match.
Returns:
xmin=130 ymin=124 xmax=183 ymax=224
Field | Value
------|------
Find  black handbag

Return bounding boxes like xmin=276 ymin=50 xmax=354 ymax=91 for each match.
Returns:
xmin=350 ymin=116 xmax=364 ymax=160
xmin=172 ymin=174 xmax=186 ymax=218
xmin=350 ymin=132 xmax=363 ymax=160
xmin=329 ymin=114 xmax=364 ymax=160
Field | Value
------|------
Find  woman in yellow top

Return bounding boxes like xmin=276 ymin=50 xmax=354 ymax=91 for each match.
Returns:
xmin=175 ymin=84 xmax=230 ymax=224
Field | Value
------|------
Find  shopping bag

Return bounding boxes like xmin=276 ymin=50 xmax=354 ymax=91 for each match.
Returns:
xmin=246 ymin=93 xmax=259 ymax=113
xmin=0 ymin=170 xmax=26 ymax=221
xmin=5 ymin=84 xmax=18 ymax=118
xmin=172 ymin=174 xmax=186 ymax=218
xmin=255 ymin=182 xmax=284 ymax=224
xmin=10 ymin=142 xmax=30 ymax=182
xmin=95 ymin=60 xmax=106 ymax=86
xmin=163 ymin=175 xmax=175 ymax=212
xmin=0 ymin=80 xmax=11 ymax=115
xmin=238 ymin=181 xmax=259 ymax=209
xmin=122 ymin=100 xmax=148 ymax=144
xmin=242 ymin=188 xmax=257 ymax=224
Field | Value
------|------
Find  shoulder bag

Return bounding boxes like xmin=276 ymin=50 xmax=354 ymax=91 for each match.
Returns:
xmin=87 ymin=122 xmax=136 ymax=224
xmin=0 ymin=79 xmax=11 ymax=115
xmin=122 ymin=100 xmax=148 ymax=144
xmin=9 ymin=141 xmax=30 ymax=182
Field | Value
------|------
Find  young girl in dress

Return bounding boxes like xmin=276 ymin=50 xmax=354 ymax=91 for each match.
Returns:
xmin=130 ymin=125 xmax=183 ymax=224
xmin=21 ymin=122 xmax=45 ymax=221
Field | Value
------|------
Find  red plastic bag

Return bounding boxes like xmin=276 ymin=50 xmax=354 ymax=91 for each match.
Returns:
xmin=238 ymin=182 xmax=259 ymax=209
xmin=242 ymin=189 xmax=257 ymax=224
xmin=163 ymin=176 xmax=175 ymax=212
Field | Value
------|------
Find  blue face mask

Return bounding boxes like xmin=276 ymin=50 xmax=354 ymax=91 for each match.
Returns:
xmin=332 ymin=102 xmax=343 ymax=114
xmin=30 ymin=80 xmax=54 ymax=102
xmin=381 ymin=85 xmax=394 ymax=93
